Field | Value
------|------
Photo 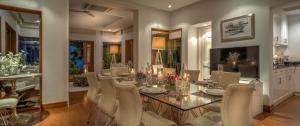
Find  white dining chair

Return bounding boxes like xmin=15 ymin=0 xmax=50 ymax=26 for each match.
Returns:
xmin=97 ymin=76 xmax=118 ymax=126
xmin=114 ymin=84 xmax=177 ymax=126
xmin=211 ymin=71 xmax=241 ymax=89
xmin=207 ymin=71 xmax=241 ymax=112
xmin=187 ymin=70 xmax=200 ymax=82
xmin=110 ymin=66 xmax=129 ymax=76
xmin=86 ymin=72 xmax=102 ymax=125
xmin=183 ymin=82 xmax=255 ymax=126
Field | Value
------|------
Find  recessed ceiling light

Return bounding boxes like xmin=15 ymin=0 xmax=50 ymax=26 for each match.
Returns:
xmin=168 ymin=5 xmax=172 ymax=8
xmin=35 ymin=20 xmax=40 ymax=23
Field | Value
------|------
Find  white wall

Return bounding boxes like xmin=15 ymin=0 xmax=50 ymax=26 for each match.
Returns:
xmin=0 ymin=0 xmax=69 ymax=104
xmin=286 ymin=14 xmax=300 ymax=61
xmin=137 ymin=7 xmax=170 ymax=69
xmin=171 ymin=0 xmax=273 ymax=105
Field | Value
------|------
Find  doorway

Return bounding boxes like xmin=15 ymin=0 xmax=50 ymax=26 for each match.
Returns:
xmin=5 ymin=23 xmax=17 ymax=53
xmin=125 ymin=39 xmax=133 ymax=64
xmin=69 ymin=40 xmax=94 ymax=75
xmin=197 ymin=22 xmax=212 ymax=80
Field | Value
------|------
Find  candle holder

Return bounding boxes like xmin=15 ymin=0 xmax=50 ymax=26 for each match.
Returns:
xmin=175 ymin=79 xmax=190 ymax=96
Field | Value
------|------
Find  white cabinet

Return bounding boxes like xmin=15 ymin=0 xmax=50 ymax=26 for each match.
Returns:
xmin=272 ymin=67 xmax=295 ymax=105
xmin=273 ymin=9 xmax=288 ymax=46
xmin=295 ymin=67 xmax=300 ymax=92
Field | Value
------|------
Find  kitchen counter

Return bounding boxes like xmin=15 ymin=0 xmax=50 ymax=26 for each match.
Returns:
xmin=273 ymin=65 xmax=295 ymax=70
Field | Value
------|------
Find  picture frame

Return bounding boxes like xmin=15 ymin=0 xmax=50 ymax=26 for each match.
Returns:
xmin=221 ymin=14 xmax=255 ymax=42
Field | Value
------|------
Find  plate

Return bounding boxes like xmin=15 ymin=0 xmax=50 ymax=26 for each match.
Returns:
xmin=195 ymin=81 xmax=209 ymax=85
xmin=140 ymin=87 xmax=167 ymax=94
xmin=120 ymin=81 xmax=138 ymax=85
xmin=204 ymin=89 xmax=225 ymax=96
xmin=102 ymin=73 xmax=112 ymax=76
xmin=118 ymin=73 xmax=130 ymax=76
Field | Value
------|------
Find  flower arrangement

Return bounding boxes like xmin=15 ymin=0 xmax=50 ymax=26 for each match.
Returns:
xmin=166 ymin=74 xmax=179 ymax=81
xmin=166 ymin=74 xmax=179 ymax=85
xmin=136 ymin=72 xmax=146 ymax=79
xmin=0 ymin=51 xmax=26 ymax=76
xmin=227 ymin=52 xmax=240 ymax=64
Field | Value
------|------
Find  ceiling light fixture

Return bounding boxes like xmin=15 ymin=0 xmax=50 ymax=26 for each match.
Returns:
xmin=35 ymin=20 xmax=40 ymax=23
xmin=168 ymin=5 xmax=172 ymax=8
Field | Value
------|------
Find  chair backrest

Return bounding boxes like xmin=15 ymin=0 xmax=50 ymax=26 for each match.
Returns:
xmin=101 ymin=69 xmax=112 ymax=76
xmin=163 ymin=68 xmax=176 ymax=76
xmin=152 ymin=65 xmax=163 ymax=75
xmin=115 ymin=84 xmax=142 ymax=126
xmin=86 ymin=72 xmax=101 ymax=103
xmin=187 ymin=70 xmax=200 ymax=82
xmin=111 ymin=66 xmax=129 ymax=76
xmin=110 ymin=63 xmax=127 ymax=68
xmin=97 ymin=76 xmax=117 ymax=117
xmin=221 ymin=83 xmax=255 ymax=126
xmin=211 ymin=71 xmax=241 ymax=89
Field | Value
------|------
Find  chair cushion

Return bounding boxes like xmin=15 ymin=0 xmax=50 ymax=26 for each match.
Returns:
xmin=203 ymin=112 xmax=222 ymax=122
xmin=0 ymin=98 xmax=18 ymax=108
xmin=183 ymin=112 xmax=222 ymax=126
xmin=203 ymin=102 xmax=221 ymax=112
xmin=141 ymin=111 xmax=177 ymax=126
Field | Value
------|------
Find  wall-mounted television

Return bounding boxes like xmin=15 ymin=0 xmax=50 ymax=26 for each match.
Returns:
xmin=210 ymin=46 xmax=259 ymax=78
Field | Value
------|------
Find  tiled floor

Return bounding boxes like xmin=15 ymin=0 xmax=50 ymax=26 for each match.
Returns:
xmin=34 ymin=92 xmax=300 ymax=126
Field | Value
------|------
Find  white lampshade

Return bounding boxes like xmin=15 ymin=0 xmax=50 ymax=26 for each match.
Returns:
xmin=110 ymin=45 xmax=119 ymax=54
xmin=152 ymin=37 xmax=166 ymax=50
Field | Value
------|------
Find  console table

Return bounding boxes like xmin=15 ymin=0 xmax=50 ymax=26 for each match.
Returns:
xmin=0 ymin=73 xmax=42 ymax=97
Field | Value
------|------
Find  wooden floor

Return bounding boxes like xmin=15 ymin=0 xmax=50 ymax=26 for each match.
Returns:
xmin=34 ymin=92 xmax=300 ymax=126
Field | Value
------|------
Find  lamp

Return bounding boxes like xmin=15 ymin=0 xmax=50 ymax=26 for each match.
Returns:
xmin=110 ymin=45 xmax=119 ymax=64
xmin=152 ymin=37 xmax=166 ymax=65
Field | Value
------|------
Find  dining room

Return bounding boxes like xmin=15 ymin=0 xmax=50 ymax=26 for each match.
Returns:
xmin=0 ymin=0 xmax=300 ymax=126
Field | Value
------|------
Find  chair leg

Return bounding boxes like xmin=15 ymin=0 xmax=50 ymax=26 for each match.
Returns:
xmin=103 ymin=116 xmax=111 ymax=126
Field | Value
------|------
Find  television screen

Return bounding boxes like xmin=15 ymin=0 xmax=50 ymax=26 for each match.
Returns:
xmin=210 ymin=46 xmax=259 ymax=78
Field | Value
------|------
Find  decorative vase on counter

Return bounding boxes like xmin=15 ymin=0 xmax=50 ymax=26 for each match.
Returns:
xmin=0 ymin=51 xmax=26 ymax=76
xmin=9 ymin=67 xmax=20 ymax=75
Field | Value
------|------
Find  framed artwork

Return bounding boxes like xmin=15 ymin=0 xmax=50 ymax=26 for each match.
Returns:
xmin=221 ymin=14 xmax=255 ymax=42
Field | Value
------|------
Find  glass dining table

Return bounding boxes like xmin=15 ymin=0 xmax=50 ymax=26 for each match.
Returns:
xmin=135 ymin=81 xmax=222 ymax=124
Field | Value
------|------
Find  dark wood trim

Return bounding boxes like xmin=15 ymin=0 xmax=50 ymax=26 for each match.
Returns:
xmin=0 ymin=16 xmax=1 ymax=53
xmin=125 ymin=39 xmax=134 ymax=64
xmin=5 ymin=22 xmax=17 ymax=53
xmin=43 ymin=101 xmax=67 ymax=109
xmin=0 ymin=4 xmax=42 ymax=14
xmin=0 ymin=4 xmax=43 ymax=111
xmin=263 ymin=105 xmax=273 ymax=113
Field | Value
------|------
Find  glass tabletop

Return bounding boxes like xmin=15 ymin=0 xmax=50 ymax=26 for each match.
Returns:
xmin=138 ymin=83 xmax=222 ymax=111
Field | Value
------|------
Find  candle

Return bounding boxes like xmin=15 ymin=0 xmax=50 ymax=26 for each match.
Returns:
xmin=130 ymin=68 xmax=136 ymax=75
xmin=157 ymin=71 xmax=164 ymax=81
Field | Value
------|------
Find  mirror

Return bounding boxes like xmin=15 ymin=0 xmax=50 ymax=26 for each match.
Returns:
xmin=0 ymin=5 xmax=42 ymax=115
xmin=151 ymin=28 xmax=182 ymax=73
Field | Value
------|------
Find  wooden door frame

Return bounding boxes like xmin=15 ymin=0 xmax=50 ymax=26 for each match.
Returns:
xmin=0 ymin=4 xmax=43 ymax=110
xmin=5 ymin=22 xmax=17 ymax=53
xmin=0 ymin=16 xmax=1 ymax=52
xmin=125 ymin=39 xmax=133 ymax=64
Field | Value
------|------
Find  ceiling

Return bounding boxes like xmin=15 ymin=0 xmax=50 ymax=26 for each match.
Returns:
xmin=9 ymin=11 xmax=40 ymax=29
xmin=118 ymin=0 xmax=202 ymax=11
xmin=69 ymin=0 xmax=133 ymax=33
